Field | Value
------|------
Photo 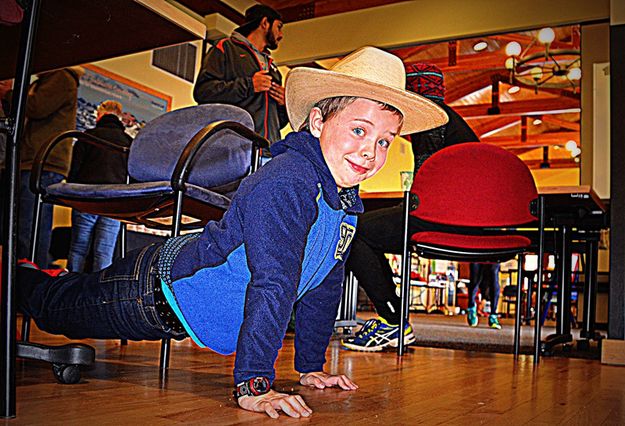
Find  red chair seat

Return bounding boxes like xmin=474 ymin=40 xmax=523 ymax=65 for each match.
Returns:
xmin=411 ymin=231 xmax=531 ymax=250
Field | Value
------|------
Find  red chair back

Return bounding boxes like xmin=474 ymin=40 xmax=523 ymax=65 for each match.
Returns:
xmin=410 ymin=143 xmax=537 ymax=227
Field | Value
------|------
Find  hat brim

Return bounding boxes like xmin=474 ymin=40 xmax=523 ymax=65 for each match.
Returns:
xmin=285 ymin=67 xmax=449 ymax=136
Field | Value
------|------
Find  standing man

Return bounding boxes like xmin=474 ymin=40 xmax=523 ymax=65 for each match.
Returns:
xmin=2 ymin=67 xmax=83 ymax=267
xmin=193 ymin=4 xmax=288 ymax=145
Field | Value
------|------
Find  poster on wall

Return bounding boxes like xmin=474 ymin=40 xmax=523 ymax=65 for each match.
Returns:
xmin=77 ymin=64 xmax=172 ymax=137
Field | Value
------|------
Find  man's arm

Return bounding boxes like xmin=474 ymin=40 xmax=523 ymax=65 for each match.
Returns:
xmin=193 ymin=43 xmax=254 ymax=105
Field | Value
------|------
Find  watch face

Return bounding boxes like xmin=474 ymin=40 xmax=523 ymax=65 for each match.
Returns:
xmin=251 ymin=377 xmax=270 ymax=395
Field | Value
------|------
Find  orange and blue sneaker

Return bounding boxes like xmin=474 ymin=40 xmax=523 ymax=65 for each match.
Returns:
xmin=341 ymin=317 xmax=415 ymax=352
xmin=488 ymin=314 xmax=502 ymax=330
xmin=467 ymin=306 xmax=478 ymax=327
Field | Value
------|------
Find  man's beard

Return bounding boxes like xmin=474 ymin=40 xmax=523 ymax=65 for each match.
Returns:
xmin=265 ymin=30 xmax=279 ymax=51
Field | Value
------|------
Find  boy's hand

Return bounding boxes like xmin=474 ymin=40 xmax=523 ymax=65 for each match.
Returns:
xmin=299 ymin=371 xmax=359 ymax=390
xmin=237 ymin=389 xmax=312 ymax=419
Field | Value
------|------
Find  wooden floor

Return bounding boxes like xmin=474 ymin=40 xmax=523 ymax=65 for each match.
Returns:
xmin=4 ymin=323 xmax=625 ymax=425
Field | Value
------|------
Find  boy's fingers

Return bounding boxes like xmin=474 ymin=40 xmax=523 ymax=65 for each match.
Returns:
xmin=262 ymin=402 xmax=280 ymax=419
xmin=278 ymin=396 xmax=311 ymax=418
xmin=294 ymin=395 xmax=313 ymax=413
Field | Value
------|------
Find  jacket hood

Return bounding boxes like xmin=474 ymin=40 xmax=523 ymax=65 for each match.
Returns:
xmin=270 ymin=131 xmax=363 ymax=214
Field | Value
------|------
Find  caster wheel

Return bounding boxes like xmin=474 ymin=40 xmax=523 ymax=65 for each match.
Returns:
xmin=52 ymin=363 xmax=81 ymax=384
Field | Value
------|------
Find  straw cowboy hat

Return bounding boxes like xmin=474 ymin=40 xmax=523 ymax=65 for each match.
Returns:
xmin=285 ymin=46 xmax=449 ymax=135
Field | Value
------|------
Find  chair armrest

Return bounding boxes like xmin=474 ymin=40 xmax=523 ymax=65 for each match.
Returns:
xmin=30 ymin=130 xmax=129 ymax=194
xmin=171 ymin=120 xmax=270 ymax=192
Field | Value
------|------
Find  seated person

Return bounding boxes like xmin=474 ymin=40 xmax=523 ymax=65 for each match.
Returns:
xmin=343 ymin=63 xmax=479 ymax=352
xmin=17 ymin=46 xmax=447 ymax=418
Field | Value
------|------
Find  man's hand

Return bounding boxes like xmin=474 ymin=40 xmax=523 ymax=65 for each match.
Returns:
xmin=237 ymin=389 xmax=312 ymax=419
xmin=252 ymin=70 xmax=272 ymax=93
xmin=269 ymin=82 xmax=285 ymax=105
xmin=299 ymin=371 xmax=359 ymax=391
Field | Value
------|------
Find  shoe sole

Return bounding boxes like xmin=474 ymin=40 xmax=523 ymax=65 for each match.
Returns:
xmin=341 ymin=333 xmax=416 ymax=352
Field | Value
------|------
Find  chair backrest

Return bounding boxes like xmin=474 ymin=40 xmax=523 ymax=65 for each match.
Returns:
xmin=128 ymin=104 xmax=255 ymax=189
xmin=410 ymin=142 xmax=538 ymax=227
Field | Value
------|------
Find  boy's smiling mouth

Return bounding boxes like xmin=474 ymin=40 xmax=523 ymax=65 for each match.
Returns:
xmin=346 ymin=158 xmax=370 ymax=174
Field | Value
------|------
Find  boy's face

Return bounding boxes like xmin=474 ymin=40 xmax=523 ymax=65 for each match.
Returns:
xmin=310 ymin=98 xmax=402 ymax=189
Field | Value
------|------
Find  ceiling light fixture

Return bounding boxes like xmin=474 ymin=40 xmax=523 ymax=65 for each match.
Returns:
xmin=473 ymin=41 xmax=488 ymax=51
xmin=504 ymin=27 xmax=581 ymax=93
xmin=507 ymin=85 xmax=520 ymax=94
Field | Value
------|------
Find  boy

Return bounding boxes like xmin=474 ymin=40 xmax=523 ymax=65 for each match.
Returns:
xmin=17 ymin=47 xmax=447 ymax=418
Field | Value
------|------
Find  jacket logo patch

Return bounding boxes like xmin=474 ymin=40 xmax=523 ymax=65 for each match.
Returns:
xmin=335 ymin=222 xmax=355 ymax=261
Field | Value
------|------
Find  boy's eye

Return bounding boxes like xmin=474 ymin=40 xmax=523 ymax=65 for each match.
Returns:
xmin=378 ymin=139 xmax=390 ymax=149
xmin=352 ymin=127 xmax=365 ymax=137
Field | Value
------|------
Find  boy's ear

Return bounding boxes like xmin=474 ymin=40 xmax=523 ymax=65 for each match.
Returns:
xmin=308 ymin=107 xmax=323 ymax=138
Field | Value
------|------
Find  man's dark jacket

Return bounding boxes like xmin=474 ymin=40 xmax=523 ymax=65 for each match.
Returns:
xmin=193 ymin=36 xmax=288 ymax=143
xmin=68 ymin=114 xmax=133 ymax=184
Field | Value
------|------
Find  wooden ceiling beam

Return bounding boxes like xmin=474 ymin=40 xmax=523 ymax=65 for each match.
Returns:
xmin=473 ymin=116 xmax=521 ymax=138
xmin=523 ymin=158 xmax=578 ymax=169
xmin=445 ymin=71 xmax=497 ymax=103
xmin=481 ymin=130 xmax=579 ymax=147
xmin=489 ymin=33 xmax=577 ymax=50
xmin=457 ymin=97 xmax=580 ymax=118
xmin=541 ymin=115 xmax=580 ymax=131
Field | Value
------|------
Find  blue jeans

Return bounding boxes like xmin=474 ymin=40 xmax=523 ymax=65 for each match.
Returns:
xmin=19 ymin=170 xmax=64 ymax=267
xmin=17 ymin=243 xmax=186 ymax=341
xmin=68 ymin=210 xmax=121 ymax=272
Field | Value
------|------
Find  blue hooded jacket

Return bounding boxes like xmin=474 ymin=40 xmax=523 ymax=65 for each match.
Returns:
xmin=163 ymin=131 xmax=363 ymax=384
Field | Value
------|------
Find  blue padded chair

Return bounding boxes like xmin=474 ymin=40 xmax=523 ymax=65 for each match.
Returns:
xmin=25 ymin=104 xmax=269 ymax=380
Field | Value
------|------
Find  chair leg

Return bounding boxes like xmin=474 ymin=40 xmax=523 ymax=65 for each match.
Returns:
xmin=119 ymin=223 xmax=128 ymax=346
xmin=160 ymin=338 xmax=170 ymax=374
xmin=397 ymin=191 xmax=412 ymax=356
xmin=513 ymin=254 xmax=524 ymax=358
xmin=22 ymin=193 xmax=45 ymax=343
xmin=533 ymin=195 xmax=546 ymax=363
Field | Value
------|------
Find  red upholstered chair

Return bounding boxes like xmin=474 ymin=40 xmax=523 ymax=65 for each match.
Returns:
xmin=397 ymin=142 xmax=545 ymax=358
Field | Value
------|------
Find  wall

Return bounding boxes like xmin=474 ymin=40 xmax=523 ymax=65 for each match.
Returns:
xmin=92 ymin=41 xmax=203 ymax=110
xmin=581 ymin=24 xmax=610 ymax=188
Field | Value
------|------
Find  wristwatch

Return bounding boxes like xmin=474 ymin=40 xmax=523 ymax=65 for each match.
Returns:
xmin=234 ymin=376 xmax=271 ymax=399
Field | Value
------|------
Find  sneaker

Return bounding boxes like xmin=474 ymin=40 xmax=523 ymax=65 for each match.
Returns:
xmin=488 ymin=314 xmax=502 ymax=330
xmin=467 ymin=306 xmax=478 ymax=327
xmin=341 ymin=317 xmax=415 ymax=352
